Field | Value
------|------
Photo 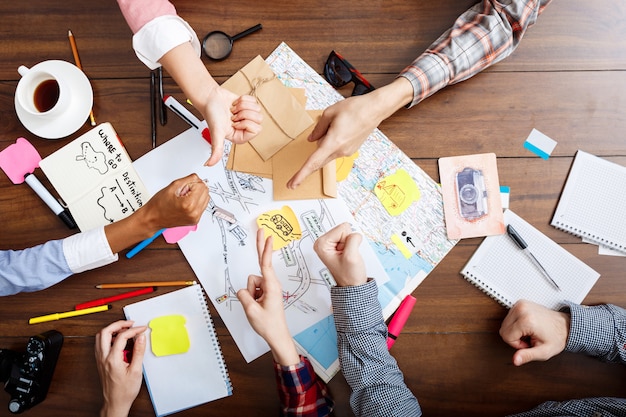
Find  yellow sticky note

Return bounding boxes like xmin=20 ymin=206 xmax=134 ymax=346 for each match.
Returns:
xmin=336 ymin=151 xmax=358 ymax=182
xmin=391 ymin=234 xmax=413 ymax=259
xmin=374 ymin=169 xmax=420 ymax=216
xmin=149 ymin=314 xmax=190 ymax=357
xmin=257 ymin=206 xmax=302 ymax=250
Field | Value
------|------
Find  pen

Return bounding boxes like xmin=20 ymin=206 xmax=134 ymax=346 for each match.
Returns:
xmin=506 ymin=224 xmax=561 ymax=290
xmin=68 ymin=29 xmax=96 ymax=126
xmin=95 ymin=281 xmax=196 ymax=289
xmin=163 ymin=95 xmax=212 ymax=144
xmin=150 ymin=70 xmax=157 ymax=148
xmin=387 ymin=295 xmax=416 ymax=349
xmin=126 ymin=228 xmax=165 ymax=259
xmin=24 ymin=173 xmax=77 ymax=229
xmin=75 ymin=287 xmax=155 ymax=310
xmin=157 ymin=67 xmax=167 ymax=126
xmin=29 ymin=304 xmax=111 ymax=325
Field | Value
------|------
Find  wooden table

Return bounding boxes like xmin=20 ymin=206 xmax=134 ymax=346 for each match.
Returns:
xmin=1 ymin=1 xmax=625 ymax=416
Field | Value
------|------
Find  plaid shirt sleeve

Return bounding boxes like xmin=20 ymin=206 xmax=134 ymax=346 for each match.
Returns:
xmin=331 ymin=280 xmax=421 ymax=417
xmin=563 ymin=302 xmax=626 ymax=364
xmin=274 ymin=356 xmax=334 ymax=417
xmin=399 ymin=0 xmax=552 ymax=108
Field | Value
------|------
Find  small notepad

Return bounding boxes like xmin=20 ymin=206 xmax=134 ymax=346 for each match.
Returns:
xmin=461 ymin=210 xmax=600 ymax=309
xmin=551 ymin=150 xmax=626 ymax=254
xmin=123 ymin=285 xmax=231 ymax=416
xmin=39 ymin=123 xmax=150 ymax=231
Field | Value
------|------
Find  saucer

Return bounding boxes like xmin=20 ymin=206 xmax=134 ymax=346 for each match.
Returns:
xmin=14 ymin=60 xmax=93 ymax=140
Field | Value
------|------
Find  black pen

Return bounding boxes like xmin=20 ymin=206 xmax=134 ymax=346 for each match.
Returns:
xmin=150 ymin=70 xmax=157 ymax=148
xmin=507 ymin=224 xmax=560 ymax=290
xmin=157 ymin=67 xmax=167 ymax=126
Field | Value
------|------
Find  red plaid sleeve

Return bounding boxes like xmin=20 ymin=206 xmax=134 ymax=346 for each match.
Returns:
xmin=274 ymin=356 xmax=334 ymax=417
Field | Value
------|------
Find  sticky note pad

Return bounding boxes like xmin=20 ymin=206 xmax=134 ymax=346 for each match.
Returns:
xmin=374 ymin=169 xmax=421 ymax=216
xmin=524 ymin=128 xmax=557 ymax=160
xmin=391 ymin=234 xmax=413 ymax=259
xmin=257 ymin=206 xmax=302 ymax=250
xmin=336 ymin=151 xmax=358 ymax=182
xmin=149 ymin=314 xmax=190 ymax=357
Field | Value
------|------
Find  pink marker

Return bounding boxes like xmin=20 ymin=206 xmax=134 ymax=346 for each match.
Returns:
xmin=386 ymin=295 xmax=416 ymax=349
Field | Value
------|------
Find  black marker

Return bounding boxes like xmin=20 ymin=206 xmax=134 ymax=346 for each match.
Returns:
xmin=24 ymin=173 xmax=77 ymax=229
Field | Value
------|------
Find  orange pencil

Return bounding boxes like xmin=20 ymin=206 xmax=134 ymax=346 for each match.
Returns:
xmin=68 ymin=29 xmax=96 ymax=126
xmin=95 ymin=281 xmax=196 ymax=289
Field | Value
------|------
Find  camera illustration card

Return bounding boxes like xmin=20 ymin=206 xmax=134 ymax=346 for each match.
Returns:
xmin=439 ymin=153 xmax=505 ymax=239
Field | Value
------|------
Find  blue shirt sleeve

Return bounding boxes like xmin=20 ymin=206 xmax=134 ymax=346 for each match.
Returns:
xmin=331 ymin=279 xmax=421 ymax=417
xmin=0 ymin=239 xmax=73 ymax=296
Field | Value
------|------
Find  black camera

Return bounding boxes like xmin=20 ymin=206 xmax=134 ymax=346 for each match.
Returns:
xmin=0 ymin=330 xmax=63 ymax=414
xmin=455 ymin=167 xmax=488 ymax=221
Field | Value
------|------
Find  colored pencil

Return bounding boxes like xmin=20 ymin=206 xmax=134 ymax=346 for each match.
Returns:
xmin=95 ymin=281 xmax=196 ymax=289
xmin=29 ymin=304 xmax=110 ymax=325
xmin=68 ymin=29 xmax=96 ymax=126
xmin=75 ymin=287 xmax=156 ymax=310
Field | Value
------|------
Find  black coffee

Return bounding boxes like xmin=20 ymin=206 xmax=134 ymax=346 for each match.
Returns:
xmin=33 ymin=79 xmax=60 ymax=112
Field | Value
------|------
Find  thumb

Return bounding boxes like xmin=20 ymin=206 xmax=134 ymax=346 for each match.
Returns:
xmin=512 ymin=345 xmax=547 ymax=366
xmin=205 ymin=124 xmax=225 ymax=167
xmin=236 ymin=288 xmax=256 ymax=313
xmin=130 ymin=333 xmax=146 ymax=370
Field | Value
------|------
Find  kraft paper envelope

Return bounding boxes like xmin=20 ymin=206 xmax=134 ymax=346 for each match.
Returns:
xmin=226 ymin=88 xmax=308 ymax=177
xmin=226 ymin=141 xmax=273 ymax=178
xmin=273 ymin=110 xmax=337 ymax=200
xmin=222 ymin=55 xmax=314 ymax=161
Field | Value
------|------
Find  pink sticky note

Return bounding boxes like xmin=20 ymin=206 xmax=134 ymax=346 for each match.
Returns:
xmin=163 ymin=225 xmax=198 ymax=244
xmin=0 ymin=138 xmax=42 ymax=184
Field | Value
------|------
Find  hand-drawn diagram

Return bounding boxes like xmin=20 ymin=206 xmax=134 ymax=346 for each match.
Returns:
xmin=75 ymin=141 xmax=108 ymax=174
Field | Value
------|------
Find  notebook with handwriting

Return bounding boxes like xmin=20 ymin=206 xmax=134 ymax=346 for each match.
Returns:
xmin=551 ymin=150 xmax=626 ymax=254
xmin=461 ymin=209 xmax=599 ymax=309
xmin=39 ymin=122 xmax=150 ymax=231
xmin=123 ymin=285 xmax=231 ymax=416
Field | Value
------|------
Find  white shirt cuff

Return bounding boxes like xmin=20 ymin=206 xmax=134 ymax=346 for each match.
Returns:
xmin=132 ymin=15 xmax=201 ymax=70
xmin=63 ymin=227 xmax=118 ymax=274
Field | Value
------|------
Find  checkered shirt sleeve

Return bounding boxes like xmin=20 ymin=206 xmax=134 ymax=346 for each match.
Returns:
xmin=564 ymin=302 xmax=626 ymax=364
xmin=274 ymin=355 xmax=334 ymax=417
xmin=331 ymin=279 xmax=422 ymax=417
xmin=399 ymin=0 xmax=552 ymax=108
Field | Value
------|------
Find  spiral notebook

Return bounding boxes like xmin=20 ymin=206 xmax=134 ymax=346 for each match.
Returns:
xmin=123 ymin=285 xmax=231 ymax=416
xmin=461 ymin=209 xmax=600 ymax=309
xmin=551 ymin=150 xmax=626 ymax=254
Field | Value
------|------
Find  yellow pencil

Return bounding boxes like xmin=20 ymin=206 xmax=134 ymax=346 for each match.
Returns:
xmin=68 ymin=29 xmax=96 ymax=126
xmin=95 ymin=281 xmax=196 ymax=289
xmin=29 ymin=304 xmax=111 ymax=325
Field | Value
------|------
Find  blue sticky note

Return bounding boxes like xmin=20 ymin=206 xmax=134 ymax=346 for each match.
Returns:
xmin=524 ymin=129 xmax=557 ymax=160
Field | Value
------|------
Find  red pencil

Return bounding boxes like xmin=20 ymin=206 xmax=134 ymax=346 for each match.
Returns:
xmin=75 ymin=287 xmax=156 ymax=310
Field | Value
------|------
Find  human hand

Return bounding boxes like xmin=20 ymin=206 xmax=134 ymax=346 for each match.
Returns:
xmin=95 ymin=320 xmax=147 ymax=417
xmin=141 ymin=173 xmax=210 ymax=231
xmin=499 ymin=300 xmax=571 ymax=366
xmin=287 ymin=94 xmax=377 ymax=189
xmin=313 ymin=222 xmax=367 ymax=287
xmin=237 ymin=229 xmax=299 ymax=366
xmin=287 ymin=77 xmax=414 ymax=189
xmin=201 ymin=89 xmax=262 ymax=167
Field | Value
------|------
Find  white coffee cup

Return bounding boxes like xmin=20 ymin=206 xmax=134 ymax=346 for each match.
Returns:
xmin=16 ymin=63 xmax=72 ymax=119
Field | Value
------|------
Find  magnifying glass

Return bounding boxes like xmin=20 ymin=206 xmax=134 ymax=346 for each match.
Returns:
xmin=202 ymin=24 xmax=263 ymax=61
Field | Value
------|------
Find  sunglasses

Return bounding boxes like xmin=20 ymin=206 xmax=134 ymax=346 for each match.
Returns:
xmin=324 ymin=50 xmax=375 ymax=96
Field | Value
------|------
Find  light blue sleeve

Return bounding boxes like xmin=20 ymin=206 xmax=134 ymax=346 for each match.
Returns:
xmin=331 ymin=280 xmax=421 ymax=417
xmin=0 ymin=239 xmax=73 ymax=296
